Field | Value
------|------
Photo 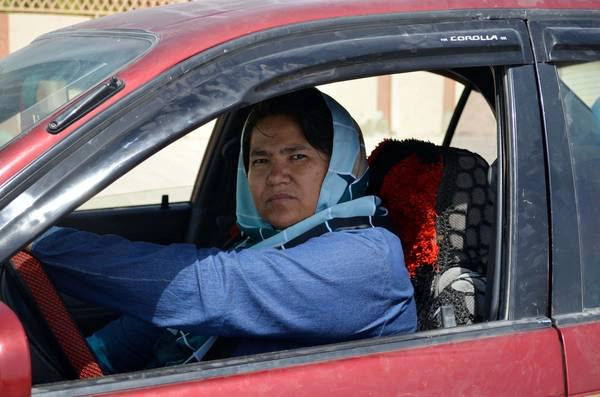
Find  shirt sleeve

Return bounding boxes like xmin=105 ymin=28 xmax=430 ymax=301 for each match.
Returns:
xmin=32 ymin=226 xmax=415 ymax=341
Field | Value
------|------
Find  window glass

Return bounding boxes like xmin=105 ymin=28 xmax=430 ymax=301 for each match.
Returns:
xmin=557 ymin=61 xmax=600 ymax=308
xmin=319 ymin=72 xmax=496 ymax=162
xmin=0 ymin=34 xmax=154 ymax=150
xmin=78 ymin=120 xmax=215 ymax=210
xmin=451 ymin=90 xmax=497 ymax=164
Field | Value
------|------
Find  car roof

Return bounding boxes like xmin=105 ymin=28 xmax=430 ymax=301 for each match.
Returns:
xmin=54 ymin=0 xmax=600 ymax=36
xmin=44 ymin=0 xmax=600 ymax=68
xmin=36 ymin=0 xmax=600 ymax=101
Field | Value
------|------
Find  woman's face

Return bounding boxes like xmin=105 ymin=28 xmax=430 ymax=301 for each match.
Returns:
xmin=247 ymin=114 xmax=330 ymax=229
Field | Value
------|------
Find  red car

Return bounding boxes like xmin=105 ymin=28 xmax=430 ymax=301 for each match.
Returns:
xmin=1 ymin=0 xmax=599 ymax=395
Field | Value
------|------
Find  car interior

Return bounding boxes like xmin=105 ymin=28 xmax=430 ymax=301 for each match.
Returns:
xmin=0 ymin=66 xmax=500 ymax=384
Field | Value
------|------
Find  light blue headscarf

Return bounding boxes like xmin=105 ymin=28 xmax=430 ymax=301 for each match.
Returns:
xmin=236 ymin=90 xmax=385 ymax=249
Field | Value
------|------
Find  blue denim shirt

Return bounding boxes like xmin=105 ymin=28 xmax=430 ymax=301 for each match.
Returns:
xmin=32 ymin=226 xmax=416 ymax=371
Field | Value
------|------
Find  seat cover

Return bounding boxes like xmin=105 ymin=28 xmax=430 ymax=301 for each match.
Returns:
xmin=368 ymin=139 xmax=492 ymax=330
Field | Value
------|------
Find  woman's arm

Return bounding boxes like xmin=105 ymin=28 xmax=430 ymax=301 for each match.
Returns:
xmin=32 ymin=227 xmax=415 ymax=342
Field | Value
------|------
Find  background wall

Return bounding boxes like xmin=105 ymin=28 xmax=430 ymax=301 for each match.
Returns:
xmin=7 ymin=13 xmax=90 ymax=52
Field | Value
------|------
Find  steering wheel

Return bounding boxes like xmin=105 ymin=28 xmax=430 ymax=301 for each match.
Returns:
xmin=0 ymin=250 xmax=103 ymax=383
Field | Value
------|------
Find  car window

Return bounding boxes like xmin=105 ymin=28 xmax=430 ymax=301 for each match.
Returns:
xmin=319 ymin=71 xmax=495 ymax=162
xmin=78 ymin=120 xmax=215 ymax=210
xmin=557 ymin=60 xmax=600 ymax=308
xmin=451 ymin=90 xmax=497 ymax=164
xmin=0 ymin=34 xmax=154 ymax=150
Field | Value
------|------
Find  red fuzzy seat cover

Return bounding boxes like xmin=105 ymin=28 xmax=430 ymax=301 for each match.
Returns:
xmin=368 ymin=139 xmax=443 ymax=277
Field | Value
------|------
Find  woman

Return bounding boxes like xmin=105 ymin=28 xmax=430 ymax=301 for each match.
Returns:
xmin=31 ymin=88 xmax=416 ymax=373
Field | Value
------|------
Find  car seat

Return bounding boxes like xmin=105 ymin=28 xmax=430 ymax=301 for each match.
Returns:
xmin=368 ymin=139 xmax=493 ymax=330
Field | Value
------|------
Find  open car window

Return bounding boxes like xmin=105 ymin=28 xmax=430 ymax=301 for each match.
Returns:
xmin=0 ymin=33 xmax=154 ymax=151
xmin=70 ymin=63 xmax=498 ymax=214
xmin=83 ymin=71 xmax=496 ymax=212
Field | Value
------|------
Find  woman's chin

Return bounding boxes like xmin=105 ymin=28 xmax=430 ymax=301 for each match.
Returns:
xmin=270 ymin=220 xmax=295 ymax=230
xmin=268 ymin=214 xmax=302 ymax=230
xmin=263 ymin=205 xmax=316 ymax=230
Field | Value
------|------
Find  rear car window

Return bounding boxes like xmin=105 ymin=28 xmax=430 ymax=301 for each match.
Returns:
xmin=0 ymin=33 xmax=154 ymax=150
xmin=557 ymin=61 xmax=600 ymax=308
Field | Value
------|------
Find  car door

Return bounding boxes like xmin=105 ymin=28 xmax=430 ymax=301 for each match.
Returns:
xmin=0 ymin=12 xmax=565 ymax=396
xmin=530 ymin=16 xmax=600 ymax=397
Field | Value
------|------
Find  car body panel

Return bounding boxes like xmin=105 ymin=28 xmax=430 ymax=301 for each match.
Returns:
xmin=31 ymin=321 xmax=561 ymax=396
xmin=99 ymin=328 xmax=564 ymax=397
xmin=558 ymin=320 xmax=600 ymax=396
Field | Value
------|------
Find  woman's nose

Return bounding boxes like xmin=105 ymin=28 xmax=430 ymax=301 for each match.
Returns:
xmin=266 ymin=158 xmax=291 ymax=185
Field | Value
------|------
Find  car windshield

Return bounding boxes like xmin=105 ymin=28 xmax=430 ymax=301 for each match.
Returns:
xmin=0 ymin=33 xmax=154 ymax=150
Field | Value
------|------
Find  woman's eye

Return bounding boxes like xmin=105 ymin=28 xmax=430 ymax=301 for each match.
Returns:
xmin=291 ymin=154 xmax=307 ymax=161
xmin=252 ymin=158 xmax=268 ymax=166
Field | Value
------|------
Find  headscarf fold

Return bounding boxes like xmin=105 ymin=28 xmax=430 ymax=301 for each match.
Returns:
xmin=235 ymin=90 xmax=386 ymax=249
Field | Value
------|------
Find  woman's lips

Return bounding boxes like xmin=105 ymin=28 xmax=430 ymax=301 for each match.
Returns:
xmin=267 ymin=193 xmax=295 ymax=203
